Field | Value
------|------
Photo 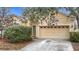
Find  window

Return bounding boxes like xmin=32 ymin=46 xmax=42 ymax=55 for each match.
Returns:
xmin=66 ymin=26 xmax=69 ymax=28
xmin=58 ymin=26 xmax=60 ymax=28
xmin=62 ymin=26 xmax=64 ymax=28
xmin=54 ymin=26 xmax=57 ymax=28
xmin=44 ymin=26 xmax=46 ymax=28
xmin=40 ymin=27 xmax=42 ymax=28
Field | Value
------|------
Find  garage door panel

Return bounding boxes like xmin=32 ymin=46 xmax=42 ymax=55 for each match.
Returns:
xmin=39 ymin=26 xmax=69 ymax=39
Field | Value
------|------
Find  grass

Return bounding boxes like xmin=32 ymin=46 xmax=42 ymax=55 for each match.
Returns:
xmin=0 ymin=38 xmax=33 ymax=50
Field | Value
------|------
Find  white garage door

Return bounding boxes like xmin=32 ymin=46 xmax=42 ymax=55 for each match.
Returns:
xmin=39 ymin=26 xmax=70 ymax=39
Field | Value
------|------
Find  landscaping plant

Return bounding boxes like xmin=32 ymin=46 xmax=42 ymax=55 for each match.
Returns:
xmin=4 ymin=25 xmax=32 ymax=43
xmin=70 ymin=32 xmax=79 ymax=42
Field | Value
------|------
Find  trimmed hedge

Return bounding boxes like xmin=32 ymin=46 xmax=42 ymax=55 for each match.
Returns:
xmin=70 ymin=32 xmax=79 ymax=42
xmin=4 ymin=25 xmax=32 ymax=43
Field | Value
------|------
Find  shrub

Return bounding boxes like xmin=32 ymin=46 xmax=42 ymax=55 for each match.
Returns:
xmin=4 ymin=25 xmax=32 ymax=43
xmin=70 ymin=32 xmax=79 ymax=42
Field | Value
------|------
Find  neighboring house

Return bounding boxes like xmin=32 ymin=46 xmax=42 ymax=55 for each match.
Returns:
xmin=32 ymin=12 xmax=78 ymax=40
xmin=12 ymin=16 xmax=30 ymax=27
xmin=11 ymin=16 xmax=21 ymax=25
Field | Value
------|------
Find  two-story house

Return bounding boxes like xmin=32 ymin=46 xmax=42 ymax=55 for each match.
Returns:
xmin=32 ymin=12 xmax=78 ymax=40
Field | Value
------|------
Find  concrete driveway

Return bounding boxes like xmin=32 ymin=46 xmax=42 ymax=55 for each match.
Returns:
xmin=21 ymin=39 xmax=73 ymax=51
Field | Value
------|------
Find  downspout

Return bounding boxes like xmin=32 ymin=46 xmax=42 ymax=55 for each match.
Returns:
xmin=76 ymin=15 xmax=79 ymax=28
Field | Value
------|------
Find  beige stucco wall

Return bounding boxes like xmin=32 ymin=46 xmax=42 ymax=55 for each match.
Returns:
xmin=54 ymin=13 xmax=69 ymax=24
xmin=20 ymin=20 xmax=31 ymax=27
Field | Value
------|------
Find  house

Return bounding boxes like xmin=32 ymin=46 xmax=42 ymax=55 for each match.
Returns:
xmin=32 ymin=12 xmax=78 ymax=40
xmin=12 ymin=16 xmax=30 ymax=27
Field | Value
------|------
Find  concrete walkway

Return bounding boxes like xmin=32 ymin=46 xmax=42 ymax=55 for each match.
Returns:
xmin=21 ymin=39 xmax=73 ymax=51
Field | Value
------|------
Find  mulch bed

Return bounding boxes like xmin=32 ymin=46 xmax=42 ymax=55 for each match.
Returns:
xmin=0 ymin=38 xmax=33 ymax=50
xmin=71 ymin=42 xmax=79 ymax=51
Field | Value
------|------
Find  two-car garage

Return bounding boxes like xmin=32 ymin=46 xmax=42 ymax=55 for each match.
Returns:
xmin=36 ymin=25 xmax=70 ymax=40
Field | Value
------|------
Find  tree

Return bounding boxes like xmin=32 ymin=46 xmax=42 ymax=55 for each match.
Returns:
xmin=23 ymin=7 xmax=41 ymax=25
xmin=0 ymin=7 xmax=11 ymax=38
xmin=0 ymin=7 xmax=10 ymax=26
xmin=23 ymin=7 xmax=59 ymax=26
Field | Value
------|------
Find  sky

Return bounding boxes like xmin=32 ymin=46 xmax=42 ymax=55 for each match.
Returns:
xmin=10 ymin=7 xmax=70 ymax=16
xmin=10 ymin=7 xmax=24 ymax=16
xmin=58 ymin=8 xmax=70 ymax=15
